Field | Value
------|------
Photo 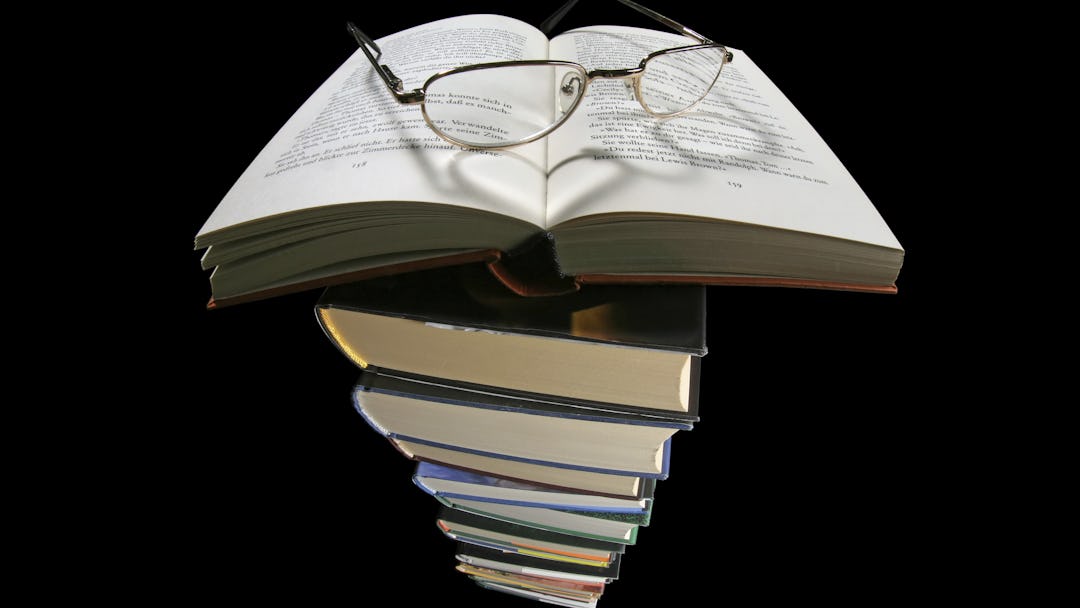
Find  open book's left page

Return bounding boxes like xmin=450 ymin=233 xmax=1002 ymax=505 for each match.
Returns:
xmin=196 ymin=14 xmax=551 ymax=246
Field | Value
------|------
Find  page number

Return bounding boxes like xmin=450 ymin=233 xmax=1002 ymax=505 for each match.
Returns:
xmin=352 ymin=161 xmax=368 ymax=169
xmin=727 ymin=181 xmax=743 ymax=189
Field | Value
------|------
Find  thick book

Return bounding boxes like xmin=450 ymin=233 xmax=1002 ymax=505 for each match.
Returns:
xmin=321 ymin=264 xmax=705 ymax=419
xmin=195 ymin=13 xmax=904 ymax=306
xmin=353 ymin=370 xmax=683 ymax=478
xmin=437 ymin=506 xmax=625 ymax=567
xmin=438 ymin=496 xmax=650 ymax=545
xmin=414 ymin=462 xmax=653 ymax=513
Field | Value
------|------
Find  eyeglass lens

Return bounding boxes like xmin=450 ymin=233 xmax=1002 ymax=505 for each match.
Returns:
xmin=423 ymin=64 xmax=589 ymax=148
xmin=639 ymin=47 xmax=727 ymax=115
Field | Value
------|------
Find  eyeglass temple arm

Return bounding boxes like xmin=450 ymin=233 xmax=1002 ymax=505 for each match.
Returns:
xmin=540 ymin=0 xmax=712 ymax=44
xmin=346 ymin=22 xmax=425 ymax=103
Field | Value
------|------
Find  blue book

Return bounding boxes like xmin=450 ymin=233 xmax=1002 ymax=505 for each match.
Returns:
xmin=353 ymin=370 xmax=682 ymax=479
xmin=413 ymin=462 xmax=652 ymax=513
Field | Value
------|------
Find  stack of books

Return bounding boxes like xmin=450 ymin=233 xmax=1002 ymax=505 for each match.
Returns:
xmin=316 ymin=264 xmax=707 ymax=605
xmin=193 ymin=9 xmax=904 ymax=605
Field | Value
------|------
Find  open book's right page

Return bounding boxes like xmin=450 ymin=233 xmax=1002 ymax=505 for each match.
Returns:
xmin=545 ymin=26 xmax=901 ymax=251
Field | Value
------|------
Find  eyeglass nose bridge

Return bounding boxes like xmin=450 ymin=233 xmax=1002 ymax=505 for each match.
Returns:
xmin=586 ymin=67 xmax=645 ymax=103
xmin=587 ymin=67 xmax=645 ymax=79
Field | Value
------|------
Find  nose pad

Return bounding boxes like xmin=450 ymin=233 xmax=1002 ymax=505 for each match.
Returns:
xmin=623 ymin=80 xmax=636 ymax=101
xmin=559 ymin=72 xmax=583 ymax=114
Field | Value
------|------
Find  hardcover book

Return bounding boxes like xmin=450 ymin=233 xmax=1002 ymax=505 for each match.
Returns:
xmin=474 ymin=579 xmax=600 ymax=607
xmin=195 ymin=12 xmax=903 ymax=306
xmin=437 ymin=506 xmax=625 ymax=567
xmin=456 ymin=563 xmax=604 ymax=606
xmin=321 ymin=264 xmax=706 ymax=419
xmin=389 ymin=439 xmax=650 ymax=499
xmin=456 ymin=543 xmax=621 ymax=582
xmin=414 ymin=462 xmax=653 ymax=513
xmin=439 ymin=496 xmax=650 ymax=544
xmin=353 ymin=370 xmax=683 ymax=478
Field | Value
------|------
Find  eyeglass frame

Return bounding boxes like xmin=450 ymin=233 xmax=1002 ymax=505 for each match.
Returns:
xmin=347 ymin=0 xmax=734 ymax=149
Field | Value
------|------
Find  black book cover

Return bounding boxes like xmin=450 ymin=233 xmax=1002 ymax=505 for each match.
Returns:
xmin=317 ymin=262 xmax=707 ymax=355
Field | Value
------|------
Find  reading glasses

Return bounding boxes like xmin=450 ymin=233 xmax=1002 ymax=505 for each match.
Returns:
xmin=348 ymin=0 xmax=733 ymax=149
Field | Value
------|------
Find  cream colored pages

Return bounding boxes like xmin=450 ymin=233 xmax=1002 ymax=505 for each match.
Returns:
xmin=546 ymin=26 xmax=902 ymax=250
xmin=197 ymin=15 xmax=550 ymax=240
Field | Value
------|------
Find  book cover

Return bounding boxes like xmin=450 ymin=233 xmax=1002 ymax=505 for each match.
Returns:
xmin=414 ymin=462 xmax=652 ymax=513
xmin=472 ymin=580 xmax=599 ymax=607
xmin=322 ymin=265 xmax=706 ymax=418
xmin=445 ymin=534 xmax=614 ymax=568
xmin=368 ymin=365 xmax=702 ymax=423
xmin=317 ymin=263 xmax=707 ymax=355
xmin=439 ymin=496 xmax=649 ymax=545
xmin=456 ymin=543 xmax=622 ymax=581
xmin=353 ymin=370 xmax=682 ymax=478
xmin=437 ymin=506 xmax=627 ymax=555
xmin=457 ymin=562 xmax=605 ymax=596
xmin=357 ymin=368 xmax=697 ymax=427
xmin=389 ymin=438 xmax=653 ymax=499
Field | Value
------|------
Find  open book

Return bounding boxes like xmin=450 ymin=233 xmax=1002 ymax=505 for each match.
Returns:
xmin=195 ymin=13 xmax=904 ymax=306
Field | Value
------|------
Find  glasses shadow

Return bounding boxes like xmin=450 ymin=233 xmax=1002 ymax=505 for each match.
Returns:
xmin=541 ymin=97 xmax=787 ymax=223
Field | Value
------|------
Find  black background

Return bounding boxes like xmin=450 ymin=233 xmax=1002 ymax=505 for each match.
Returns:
xmin=168 ymin=1 xmax=939 ymax=603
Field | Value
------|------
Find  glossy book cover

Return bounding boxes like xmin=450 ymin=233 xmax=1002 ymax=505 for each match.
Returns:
xmin=317 ymin=263 xmax=707 ymax=355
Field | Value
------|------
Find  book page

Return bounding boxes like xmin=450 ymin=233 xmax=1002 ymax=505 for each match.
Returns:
xmin=198 ymin=15 xmax=552 ymax=239
xmin=546 ymin=26 xmax=901 ymax=249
